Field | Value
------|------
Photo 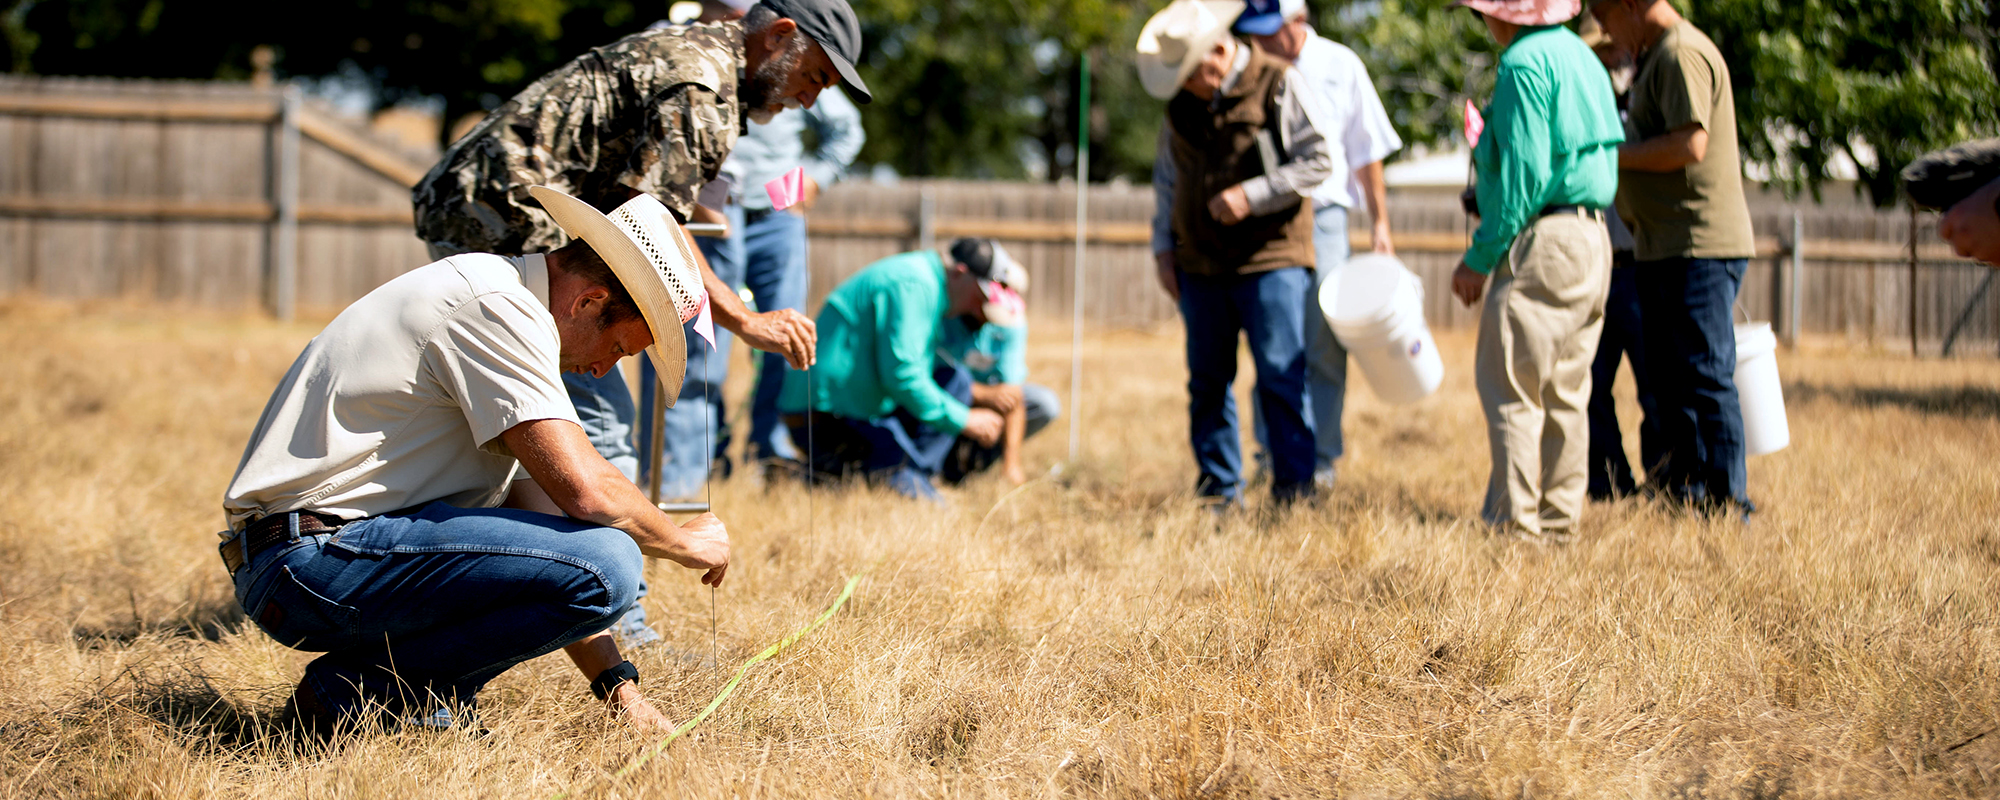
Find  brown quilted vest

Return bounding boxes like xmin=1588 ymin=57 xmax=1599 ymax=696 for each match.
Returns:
xmin=1166 ymin=46 xmax=1315 ymax=277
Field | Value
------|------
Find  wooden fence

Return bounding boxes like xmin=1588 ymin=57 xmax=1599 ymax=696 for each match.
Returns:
xmin=3 ymin=75 xmax=1997 ymax=355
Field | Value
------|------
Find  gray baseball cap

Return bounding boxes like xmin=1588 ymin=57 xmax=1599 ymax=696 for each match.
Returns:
xmin=759 ymin=0 xmax=872 ymax=104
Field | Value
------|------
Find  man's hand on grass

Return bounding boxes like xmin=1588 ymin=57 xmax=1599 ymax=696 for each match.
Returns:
xmin=607 ymin=683 xmax=675 ymax=735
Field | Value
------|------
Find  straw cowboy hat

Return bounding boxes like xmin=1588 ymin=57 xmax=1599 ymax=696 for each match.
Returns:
xmin=1450 ymin=0 xmax=1581 ymax=26
xmin=1135 ymin=0 xmax=1248 ymax=100
xmin=530 ymin=185 xmax=708 ymax=406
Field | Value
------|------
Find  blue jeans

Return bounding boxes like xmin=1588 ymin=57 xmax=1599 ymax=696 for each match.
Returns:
xmin=563 ymin=367 xmax=640 ymax=483
xmin=940 ymin=382 xmax=1062 ymax=483
xmin=232 ymin=504 xmax=642 ymax=719
xmin=638 ymin=205 xmax=811 ymax=492
xmin=1635 ymin=257 xmax=1751 ymax=509
xmin=785 ymin=362 xmax=974 ymax=502
xmin=1179 ymin=267 xmax=1317 ymax=502
xmin=1586 ymin=264 xmax=1659 ymax=497
xmin=1252 ymin=205 xmax=1350 ymax=475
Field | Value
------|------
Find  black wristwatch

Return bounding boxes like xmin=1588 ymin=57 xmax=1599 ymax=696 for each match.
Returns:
xmin=591 ymin=660 xmax=640 ymax=701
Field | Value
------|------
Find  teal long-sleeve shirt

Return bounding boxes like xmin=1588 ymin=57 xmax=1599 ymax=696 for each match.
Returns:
xmin=1463 ymin=25 xmax=1626 ymax=275
xmin=778 ymin=250 xmax=970 ymax=434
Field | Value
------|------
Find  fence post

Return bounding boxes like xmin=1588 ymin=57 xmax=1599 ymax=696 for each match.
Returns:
xmin=1908 ymin=203 xmax=1919 ymax=356
xmin=1789 ymin=210 xmax=1803 ymax=345
xmin=1069 ymin=52 xmax=1090 ymax=466
xmin=917 ymin=185 xmax=936 ymax=253
xmin=269 ymin=83 xmax=301 ymax=320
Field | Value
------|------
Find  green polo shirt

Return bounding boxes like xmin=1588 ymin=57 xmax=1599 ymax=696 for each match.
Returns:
xmin=1463 ymin=25 xmax=1626 ymax=274
xmin=778 ymin=250 xmax=969 ymax=434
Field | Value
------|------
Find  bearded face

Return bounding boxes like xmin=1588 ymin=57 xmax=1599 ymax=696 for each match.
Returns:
xmin=740 ymin=32 xmax=809 ymax=124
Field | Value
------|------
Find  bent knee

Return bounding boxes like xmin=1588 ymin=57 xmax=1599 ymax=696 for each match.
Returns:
xmin=561 ymin=527 xmax=643 ymax=613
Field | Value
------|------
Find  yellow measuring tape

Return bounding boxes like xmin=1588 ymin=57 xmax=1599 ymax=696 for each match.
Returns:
xmin=552 ymin=574 xmax=861 ymax=799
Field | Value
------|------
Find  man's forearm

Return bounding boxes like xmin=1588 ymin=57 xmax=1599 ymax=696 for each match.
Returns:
xmin=1619 ymin=126 xmax=1708 ymax=173
xmin=1359 ymin=161 xmax=1392 ymax=249
xmin=1002 ymin=400 xmax=1026 ymax=477
xmin=681 ymin=225 xmax=754 ymax=335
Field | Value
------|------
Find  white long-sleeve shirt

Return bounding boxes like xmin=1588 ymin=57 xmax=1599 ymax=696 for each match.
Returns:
xmin=1291 ymin=31 xmax=1402 ymax=212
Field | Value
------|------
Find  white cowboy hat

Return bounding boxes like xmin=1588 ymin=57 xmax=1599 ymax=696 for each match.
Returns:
xmin=529 ymin=186 xmax=707 ymax=407
xmin=1450 ymin=0 xmax=1581 ymax=26
xmin=1135 ymin=0 xmax=1248 ymax=100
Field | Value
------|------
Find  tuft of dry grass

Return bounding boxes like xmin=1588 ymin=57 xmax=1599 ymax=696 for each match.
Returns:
xmin=0 ymin=297 xmax=1996 ymax=798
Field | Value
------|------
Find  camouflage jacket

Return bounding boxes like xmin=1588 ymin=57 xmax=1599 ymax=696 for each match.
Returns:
xmin=412 ymin=21 xmax=744 ymax=255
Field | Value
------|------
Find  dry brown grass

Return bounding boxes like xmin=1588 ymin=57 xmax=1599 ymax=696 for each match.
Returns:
xmin=0 ymin=297 xmax=1996 ymax=799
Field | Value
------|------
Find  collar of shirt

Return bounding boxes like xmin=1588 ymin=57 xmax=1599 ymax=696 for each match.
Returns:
xmin=513 ymin=253 xmax=552 ymax=310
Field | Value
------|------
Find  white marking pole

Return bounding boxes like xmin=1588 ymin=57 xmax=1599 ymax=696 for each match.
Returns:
xmin=1068 ymin=52 xmax=1090 ymax=465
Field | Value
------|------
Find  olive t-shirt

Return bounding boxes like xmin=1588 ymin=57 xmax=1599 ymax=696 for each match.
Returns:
xmin=1616 ymin=21 xmax=1757 ymax=262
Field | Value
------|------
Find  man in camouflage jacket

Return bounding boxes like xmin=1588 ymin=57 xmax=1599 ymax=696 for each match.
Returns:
xmin=411 ymin=0 xmax=870 ymax=645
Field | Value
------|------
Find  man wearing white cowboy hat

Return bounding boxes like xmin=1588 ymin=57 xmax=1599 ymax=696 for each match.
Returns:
xmin=1445 ymin=0 xmax=1624 ymax=539
xmin=222 ymin=187 xmax=728 ymax=736
xmin=1140 ymin=0 xmax=1336 ymax=506
xmin=777 ymin=238 xmax=1020 ymax=503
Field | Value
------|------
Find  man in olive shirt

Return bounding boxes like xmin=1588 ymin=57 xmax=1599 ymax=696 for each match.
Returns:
xmin=1589 ymin=0 xmax=1756 ymax=516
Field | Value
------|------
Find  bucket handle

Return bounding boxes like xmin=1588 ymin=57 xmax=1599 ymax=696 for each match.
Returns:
xmin=1734 ymin=302 xmax=1752 ymax=325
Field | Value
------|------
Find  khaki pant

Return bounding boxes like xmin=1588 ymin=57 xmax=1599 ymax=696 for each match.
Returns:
xmin=1476 ymin=212 xmax=1612 ymax=535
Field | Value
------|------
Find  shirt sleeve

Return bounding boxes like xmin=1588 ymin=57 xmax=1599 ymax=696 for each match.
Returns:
xmin=623 ymin=84 xmax=731 ymax=223
xmin=424 ymin=292 xmax=582 ymax=456
xmin=1463 ymin=64 xmax=1554 ymax=275
xmin=1153 ymin=120 xmax=1178 ymax=255
xmin=801 ymin=87 xmax=866 ymax=188
xmin=1341 ymin=50 xmax=1403 ymax=170
xmin=875 ymin=285 xmax=970 ymax=434
xmin=993 ymin=325 xmax=1029 ymax=385
xmin=1239 ymin=68 xmax=1336 ymax=215
xmin=1652 ymin=45 xmax=1713 ymax=132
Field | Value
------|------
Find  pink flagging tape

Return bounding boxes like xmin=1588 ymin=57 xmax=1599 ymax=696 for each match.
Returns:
xmin=764 ymin=166 xmax=806 ymax=211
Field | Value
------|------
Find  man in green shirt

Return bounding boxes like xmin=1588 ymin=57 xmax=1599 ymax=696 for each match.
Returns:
xmin=1589 ymin=0 xmax=1756 ymax=517
xmin=1449 ymin=0 xmax=1624 ymax=539
xmin=778 ymin=238 xmax=1016 ymax=501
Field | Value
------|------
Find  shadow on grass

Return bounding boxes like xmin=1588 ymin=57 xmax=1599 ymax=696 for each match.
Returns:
xmin=72 ymin=594 xmax=245 ymax=646
xmin=1787 ymin=382 xmax=2000 ymax=421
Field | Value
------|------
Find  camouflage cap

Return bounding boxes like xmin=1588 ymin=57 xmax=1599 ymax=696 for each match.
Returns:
xmin=761 ymin=0 xmax=872 ymax=103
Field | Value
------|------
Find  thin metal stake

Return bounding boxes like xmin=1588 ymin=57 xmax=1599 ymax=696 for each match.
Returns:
xmin=703 ymin=328 xmax=716 ymax=669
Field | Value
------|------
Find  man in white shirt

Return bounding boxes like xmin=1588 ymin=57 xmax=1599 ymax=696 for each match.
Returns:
xmin=1234 ymin=0 xmax=1403 ymax=487
xmin=222 ymin=188 xmax=729 ymax=737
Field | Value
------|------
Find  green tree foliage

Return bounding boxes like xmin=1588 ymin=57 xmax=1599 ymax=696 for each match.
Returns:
xmin=4 ymin=0 xmax=1995 ymax=196
xmin=0 ymin=0 xmax=645 ymax=144
xmin=1678 ymin=0 xmax=2000 ymax=206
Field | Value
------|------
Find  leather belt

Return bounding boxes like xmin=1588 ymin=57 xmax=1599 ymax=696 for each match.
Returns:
xmin=219 ymin=510 xmax=345 ymax=576
xmin=1539 ymin=204 xmax=1606 ymax=221
xmin=744 ymin=206 xmax=778 ymax=226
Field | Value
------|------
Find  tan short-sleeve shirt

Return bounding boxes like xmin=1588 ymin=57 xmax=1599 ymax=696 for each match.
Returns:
xmin=221 ymin=254 xmax=579 ymax=533
xmin=1616 ymin=21 xmax=1757 ymax=261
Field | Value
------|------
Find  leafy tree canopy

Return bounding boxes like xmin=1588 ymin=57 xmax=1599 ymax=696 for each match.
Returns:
xmin=3 ymin=0 xmax=1997 ymax=203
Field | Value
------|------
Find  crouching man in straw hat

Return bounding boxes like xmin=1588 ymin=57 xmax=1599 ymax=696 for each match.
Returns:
xmin=1139 ymin=0 xmax=1335 ymax=507
xmin=1446 ymin=0 xmax=1624 ymax=541
xmin=777 ymin=238 xmax=1022 ymax=503
xmin=412 ymin=0 xmax=868 ymax=646
xmin=222 ymin=187 xmax=726 ymax=736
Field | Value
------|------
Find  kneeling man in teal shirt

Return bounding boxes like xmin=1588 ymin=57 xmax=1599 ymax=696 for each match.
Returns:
xmin=779 ymin=238 xmax=1022 ymax=501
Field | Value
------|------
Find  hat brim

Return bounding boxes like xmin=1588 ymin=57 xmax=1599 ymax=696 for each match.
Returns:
xmin=529 ymin=186 xmax=691 ymax=408
xmin=1233 ymin=11 xmax=1285 ymax=36
xmin=822 ymin=45 xmax=872 ymax=104
xmin=1136 ymin=0 xmax=1247 ymax=100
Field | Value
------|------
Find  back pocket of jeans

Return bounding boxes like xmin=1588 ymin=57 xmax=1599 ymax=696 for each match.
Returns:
xmin=253 ymin=566 xmax=361 ymax=652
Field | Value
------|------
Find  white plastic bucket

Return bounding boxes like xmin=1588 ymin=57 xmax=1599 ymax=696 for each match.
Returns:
xmin=1319 ymin=254 xmax=1443 ymax=405
xmin=1734 ymin=321 xmax=1790 ymax=456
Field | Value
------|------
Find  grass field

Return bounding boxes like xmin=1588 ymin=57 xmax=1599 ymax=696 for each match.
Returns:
xmin=1 ymin=298 xmax=1996 ymax=799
